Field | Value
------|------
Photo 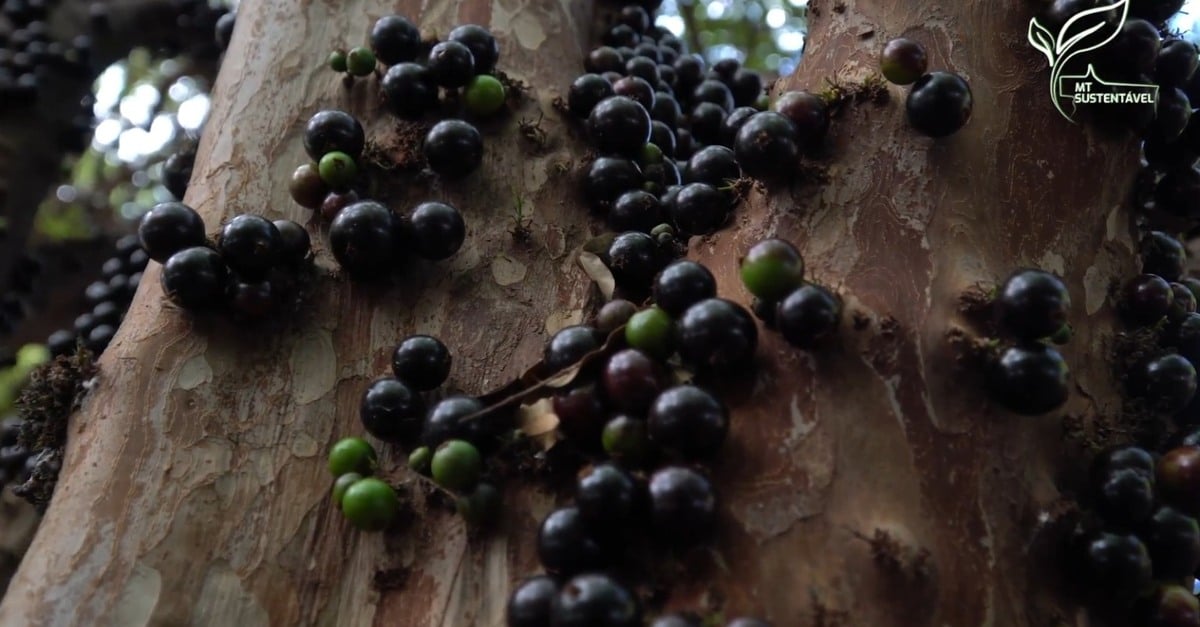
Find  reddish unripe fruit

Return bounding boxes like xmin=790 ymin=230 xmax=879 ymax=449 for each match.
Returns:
xmin=552 ymin=385 xmax=608 ymax=448
xmin=289 ymin=164 xmax=328 ymax=209
xmin=320 ymin=190 xmax=360 ymax=222
xmin=772 ymin=90 xmax=829 ymax=147
xmin=880 ymin=38 xmax=928 ymax=85
xmin=1159 ymin=446 xmax=1200 ymax=514
xmin=602 ymin=348 xmax=667 ymax=415
xmin=596 ymin=299 xmax=638 ymax=333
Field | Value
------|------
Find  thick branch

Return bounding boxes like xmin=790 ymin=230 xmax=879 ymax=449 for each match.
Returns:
xmin=2 ymin=0 xmax=599 ymax=624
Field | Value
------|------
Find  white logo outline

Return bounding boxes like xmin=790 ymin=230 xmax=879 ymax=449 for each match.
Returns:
xmin=1028 ymin=0 xmax=1160 ymax=122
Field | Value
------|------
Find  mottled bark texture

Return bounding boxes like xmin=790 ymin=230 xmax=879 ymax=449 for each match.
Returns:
xmin=0 ymin=0 xmax=221 ymax=585
xmin=0 ymin=0 xmax=1139 ymax=625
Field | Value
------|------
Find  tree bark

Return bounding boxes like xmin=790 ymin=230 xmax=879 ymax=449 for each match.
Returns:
xmin=0 ymin=0 xmax=1140 ymax=626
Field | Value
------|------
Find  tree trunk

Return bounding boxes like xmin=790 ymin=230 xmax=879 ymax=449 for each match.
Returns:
xmin=0 ymin=0 xmax=1141 ymax=625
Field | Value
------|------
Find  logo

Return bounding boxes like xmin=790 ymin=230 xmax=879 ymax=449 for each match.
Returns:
xmin=1028 ymin=0 xmax=1159 ymax=122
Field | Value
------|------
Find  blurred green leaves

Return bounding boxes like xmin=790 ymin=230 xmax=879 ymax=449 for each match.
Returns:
xmin=662 ymin=0 xmax=807 ymax=75
xmin=0 ymin=344 xmax=50 ymax=415
xmin=33 ymin=47 xmax=211 ymax=243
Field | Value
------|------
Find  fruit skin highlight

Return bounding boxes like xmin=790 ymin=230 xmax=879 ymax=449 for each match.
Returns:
xmin=740 ymin=239 xmax=804 ymax=302
xmin=423 ymin=120 xmax=484 ymax=179
xmin=993 ymin=269 xmax=1071 ymax=341
xmin=588 ymin=96 xmax=653 ymax=157
xmin=430 ymin=439 xmax=483 ymax=492
xmin=340 ymin=477 xmax=400 ymax=531
xmin=906 ymin=72 xmax=973 ymax=138
xmin=989 ymin=343 xmax=1070 ymax=415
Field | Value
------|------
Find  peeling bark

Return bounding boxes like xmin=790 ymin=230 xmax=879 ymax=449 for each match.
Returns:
xmin=0 ymin=0 xmax=1139 ymax=626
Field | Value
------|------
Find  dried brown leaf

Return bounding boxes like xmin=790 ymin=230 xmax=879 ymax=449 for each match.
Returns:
xmin=516 ymin=398 xmax=560 ymax=450
xmin=517 ymin=398 xmax=559 ymax=435
xmin=578 ymin=251 xmax=615 ymax=300
xmin=671 ymin=366 xmax=693 ymax=385
xmin=543 ymin=362 xmax=585 ymax=388
xmin=463 ymin=327 xmax=627 ymax=427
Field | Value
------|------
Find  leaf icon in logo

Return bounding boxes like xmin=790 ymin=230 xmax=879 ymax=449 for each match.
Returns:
xmin=1028 ymin=19 xmax=1057 ymax=66
xmin=1055 ymin=0 xmax=1127 ymax=58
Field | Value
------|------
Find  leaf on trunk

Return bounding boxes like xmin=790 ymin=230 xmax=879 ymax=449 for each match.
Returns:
xmin=463 ymin=327 xmax=627 ymax=426
xmin=543 ymin=362 xmax=586 ymax=388
xmin=663 ymin=354 xmax=694 ymax=385
xmin=516 ymin=398 xmax=560 ymax=450
xmin=578 ymin=251 xmax=615 ymax=300
xmin=477 ymin=363 xmax=544 ymax=408
xmin=517 ymin=398 xmax=558 ymax=435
